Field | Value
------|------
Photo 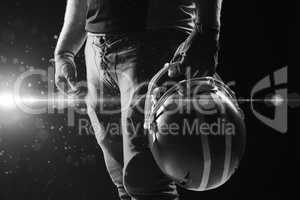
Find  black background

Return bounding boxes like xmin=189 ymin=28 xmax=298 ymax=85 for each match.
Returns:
xmin=0 ymin=1 xmax=289 ymax=200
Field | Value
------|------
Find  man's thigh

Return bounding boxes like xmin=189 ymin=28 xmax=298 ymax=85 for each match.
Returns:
xmin=85 ymin=35 xmax=131 ymax=199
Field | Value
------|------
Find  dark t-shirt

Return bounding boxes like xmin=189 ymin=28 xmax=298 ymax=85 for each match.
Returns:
xmin=86 ymin=0 xmax=196 ymax=34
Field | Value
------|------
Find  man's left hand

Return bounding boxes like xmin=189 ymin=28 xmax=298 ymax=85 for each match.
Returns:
xmin=168 ymin=27 xmax=219 ymax=78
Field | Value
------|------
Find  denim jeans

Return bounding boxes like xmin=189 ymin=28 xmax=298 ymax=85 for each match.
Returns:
xmin=85 ymin=30 xmax=187 ymax=200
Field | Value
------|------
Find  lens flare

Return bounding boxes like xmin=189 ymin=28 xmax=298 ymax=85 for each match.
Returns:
xmin=270 ymin=94 xmax=284 ymax=106
xmin=0 ymin=92 xmax=17 ymax=109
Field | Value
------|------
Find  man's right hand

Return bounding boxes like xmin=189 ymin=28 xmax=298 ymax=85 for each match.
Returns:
xmin=54 ymin=52 xmax=79 ymax=95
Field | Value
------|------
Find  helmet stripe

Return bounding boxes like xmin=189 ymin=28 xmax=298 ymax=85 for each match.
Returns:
xmin=218 ymin=92 xmax=232 ymax=187
xmin=222 ymin=134 xmax=232 ymax=184
xmin=199 ymin=135 xmax=211 ymax=190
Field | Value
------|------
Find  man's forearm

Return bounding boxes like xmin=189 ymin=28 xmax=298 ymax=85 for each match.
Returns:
xmin=55 ymin=0 xmax=87 ymax=57
xmin=194 ymin=0 xmax=223 ymax=30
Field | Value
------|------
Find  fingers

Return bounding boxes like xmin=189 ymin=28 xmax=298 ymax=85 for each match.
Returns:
xmin=55 ymin=75 xmax=79 ymax=95
xmin=65 ymin=72 xmax=79 ymax=92
xmin=55 ymin=61 xmax=79 ymax=95
xmin=167 ymin=62 xmax=182 ymax=78
xmin=67 ymin=79 xmax=80 ymax=94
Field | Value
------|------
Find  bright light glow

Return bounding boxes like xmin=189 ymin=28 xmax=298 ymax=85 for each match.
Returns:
xmin=0 ymin=91 xmax=87 ymax=112
xmin=0 ymin=92 xmax=17 ymax=109
xmin=270 ymin=94 xmax=284 ymax=106
xmin=21 ymin=96 xmax=43 ymax=104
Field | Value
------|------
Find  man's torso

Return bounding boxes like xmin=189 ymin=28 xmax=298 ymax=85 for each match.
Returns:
xmin=86 ymin=0 xmax=196 ymax=34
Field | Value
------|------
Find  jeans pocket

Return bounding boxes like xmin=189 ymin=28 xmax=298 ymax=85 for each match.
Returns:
xmin=91 ymin=36 xmax=121 ymax=90
xmin=93 ymin=35 xmax=125 ymax=50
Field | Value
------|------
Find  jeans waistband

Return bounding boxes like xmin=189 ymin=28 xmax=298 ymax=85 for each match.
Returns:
xmin=87 ymin=29 xmax=187 ymax=38
xmin=87 ymin=32 xmax=106 ymax=37
xmin=87 ymin=29 xmax=187 ymax=50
